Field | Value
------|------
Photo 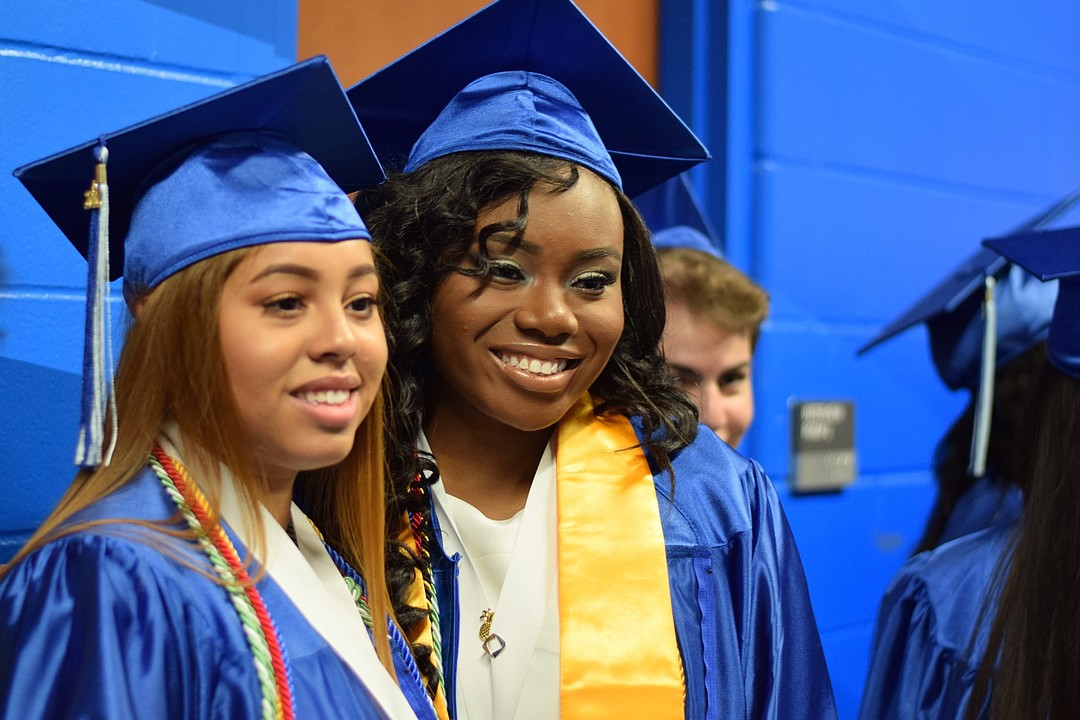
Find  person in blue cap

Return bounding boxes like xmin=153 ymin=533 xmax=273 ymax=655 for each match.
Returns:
xmin=965 ymin=219 xmax=1080 ymax=718
xmin=635 ymin=175 xmax=770 ymax=450
xmin=859 ymin=223 xmax=1063 ymax=555
xmin=0 ymin=58 xmax=437 ymax=720
xmin=349 ymin=1 xmax=836 ymax=718
xmin=856 ymin=195 xmax=1074 ymax=719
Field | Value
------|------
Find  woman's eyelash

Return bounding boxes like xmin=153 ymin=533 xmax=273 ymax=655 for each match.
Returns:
xmin=486 ymin=260 xmax=524 ymax=280
xmin=575 ymin=270 xmax=617 ymax=290
xmin=349 ymin=296 xmax=381 ymax=314
xmin=263 ymin=294 xmax=302 ymax=311
xmin=719 ymin=370 xmax=748 ymax=386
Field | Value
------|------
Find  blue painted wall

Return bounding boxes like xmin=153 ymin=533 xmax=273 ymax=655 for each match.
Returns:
xmin=0 ymin=0 xmax=297 ymax=561
xmin=660 ymin=1 xmax=1080 ymax=717
xmin=5 ymin=2 xmax=1080 ymax=716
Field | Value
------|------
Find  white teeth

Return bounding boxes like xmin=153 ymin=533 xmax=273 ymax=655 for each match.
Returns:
xmin=302 ymin=390 xmax=350 ymax=405
xmin=499 ymin=354 xmax=568 ymax=376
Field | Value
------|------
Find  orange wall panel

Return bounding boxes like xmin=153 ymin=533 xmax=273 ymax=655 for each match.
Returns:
xmin=298 ymin=0 xmax=658 ymax=89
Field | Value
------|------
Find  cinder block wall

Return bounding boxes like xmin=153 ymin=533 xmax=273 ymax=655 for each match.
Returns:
xmin=0 ymin=0 xmax=298 ymax=561
xmin=660 ymin=2 xmax=1080 ymax=716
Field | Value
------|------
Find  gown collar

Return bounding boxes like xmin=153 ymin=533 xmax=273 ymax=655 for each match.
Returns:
xmin=158 ymin=423 xmax=416 ymax=719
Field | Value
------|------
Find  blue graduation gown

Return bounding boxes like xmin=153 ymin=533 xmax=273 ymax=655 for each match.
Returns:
xmin=858 ymin=519 xmax=1016 ymax=720
xmin=937 ymin=475 xmax=1022 ymax=547
xmin=428 ymin=420 xmax=837 ymax=720
xmin=0 ymin=469 xmax=417 ymax=720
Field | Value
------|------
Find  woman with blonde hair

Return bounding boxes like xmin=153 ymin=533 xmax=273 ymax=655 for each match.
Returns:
xmin=0 ymin=58 xmax=435 ymax=719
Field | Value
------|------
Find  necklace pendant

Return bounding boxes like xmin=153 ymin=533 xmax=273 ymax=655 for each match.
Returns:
xmin=479 ymin=608 xmax=506 ymax=658
xmin=483 ymin=632 xmax=506 ymax=658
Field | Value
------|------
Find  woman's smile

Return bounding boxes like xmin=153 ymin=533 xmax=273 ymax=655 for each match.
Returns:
xmin=493 ymin=348 xmax=580 ymax=392
xmin=219 ymin=240 xmax=388 ymax=484
xmin=427 ymin=168 xmax=625 ymax=434
xmin=289 ymin=378 xmax=361 ymax=428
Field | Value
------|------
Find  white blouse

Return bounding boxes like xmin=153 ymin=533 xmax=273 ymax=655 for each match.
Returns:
xmin=425 ymin=432 xmax=561 ymax=720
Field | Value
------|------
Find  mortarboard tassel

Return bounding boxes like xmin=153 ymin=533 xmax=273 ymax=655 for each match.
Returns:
xmin=76 ymin=142 xmax=118 ymax=468
xmin=968 ymin=275 xmax=997 ymax=478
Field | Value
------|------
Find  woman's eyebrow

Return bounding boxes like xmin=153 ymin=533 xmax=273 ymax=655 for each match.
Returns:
xmin=347 ymin=264 xmax=379 ymax=280
xmin=575 ymin=247 xmax=621 ymax=262
xmin=487 ymin=236 xmax=621 ymax=262
xmin=252 ymin=263 xmax=318 ymax=282
xmin=251 ymin=263 xmax=378 ymax=282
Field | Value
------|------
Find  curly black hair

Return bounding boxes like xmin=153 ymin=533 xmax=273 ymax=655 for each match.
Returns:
xmin=359 ymin=150 xmax=699 ymax=694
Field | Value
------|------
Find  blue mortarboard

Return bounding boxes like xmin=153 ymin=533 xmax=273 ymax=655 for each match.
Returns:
xmin=15 ymin=56 xmax=382 ymax=293
xmin=347 ymin=0 xmax=709 ymax=197
xmin=858 ymin=192 xmax=1080 ymax=390
xmin=635 ymin=174 xmax=723 ymax=257
xmin=984 ymin=212 xmax=1080 ymax=382
xmin=13 ymin=56 xmax=385 ymax=468
xmin=858 ymin=191 xmax=1079 ymax=477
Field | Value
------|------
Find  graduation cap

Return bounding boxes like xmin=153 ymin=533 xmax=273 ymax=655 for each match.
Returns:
xmin=347 ymin=0 xmax=709 ymax=197
xmin=634 ymin=173 xmax=723 ymax=257
xmin=984 ymin=216 xmax=1080 ymax=382
xmin=12 ymin=56 xmax=384 ymax=468
xmin=650 ymin=226 xmax=721 ymax=257
xmin=859 ymin=248 xmax=1058 ymax=392
xmin=858 ymin=190 xmax=1079 ymax=476
xmin=858 ymin=193 xmax=1079 ymax=389
xmin=15 ymin=56 xmax=382 ymax=292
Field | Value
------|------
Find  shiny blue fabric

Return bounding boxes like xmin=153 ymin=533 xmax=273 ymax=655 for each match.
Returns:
xmin=13 ymin=57 xmax=384 ymax=283
xmin=428 ymin=422 xmax=837 ymax=719
xmin=405 ymin=71 xmax=621 ymax=190
xmin=937 ymin=475 xmax=1022 ymax=547
xmin=634 ymin=173 xmax=723 ymax=256
xmin=651 ymin=225 xmax=722 ymax=258
xmin=124 ymin=131 xmax=371 ymax=303
xmin=927 ymin=262 xmax=1056 ymax=391
xmin=859 ymin=519 xmax=1016 ymax=720
xmin=1048 ymin=281 xmax=1080 ymax=380
xmin=0 ymin=470 xmax=403 ymax=720
xmin=345 ymin=0 xmax=710 ymax=199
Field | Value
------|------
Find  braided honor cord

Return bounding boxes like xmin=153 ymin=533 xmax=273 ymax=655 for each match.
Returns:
xmin=149 ymin=445 xmax=295 ymax=720
xmin=320 ymin=540 xmax=435 ymax=717
xmin=409 ymin=474 xmax=445 ymax=694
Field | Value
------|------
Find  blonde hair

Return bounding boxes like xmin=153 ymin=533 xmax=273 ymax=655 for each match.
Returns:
xmin=658 ymin=246 xmax=770 ymax=348
xmin=1 ymin=247 xmax=398 ymax=674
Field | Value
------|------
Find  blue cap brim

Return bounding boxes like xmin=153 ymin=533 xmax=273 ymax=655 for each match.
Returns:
xmin=858 ymin=246 xmax=1008 ymax=355
xmin=651 ymin=226 xmax=723 ymax=258
xmin=984 ymin=207 xmax=1080 ymax=381
xmin=347 ymin=0 xmax=709 ymax=197
xmin=14 ymin=56 xmax=384 ymax=280
xmin=983 ymin=225 xmax=1080 ymax=281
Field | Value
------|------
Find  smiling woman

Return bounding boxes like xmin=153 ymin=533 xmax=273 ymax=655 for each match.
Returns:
xmin=349 ymin=1 xmax=837 ymax=718
xmin=431 ymin=170 xmax=624 ymax=434
xmin=0 ymin=59 xmax=437 ymax=720
xmin=218 ymin=241 xmax=388 ymax=523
